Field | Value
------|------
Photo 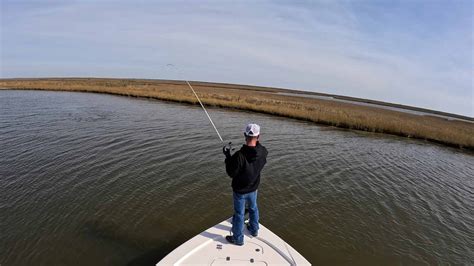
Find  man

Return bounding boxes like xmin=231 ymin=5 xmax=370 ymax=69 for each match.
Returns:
xmin=223 ymin=123 xmax=268 ymax=245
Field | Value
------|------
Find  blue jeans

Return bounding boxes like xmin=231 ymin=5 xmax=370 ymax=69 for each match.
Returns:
xmin=232 ymin=190 xmax=259 ymax=244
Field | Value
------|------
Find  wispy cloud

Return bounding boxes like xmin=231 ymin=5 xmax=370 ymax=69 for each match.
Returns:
xmin=1 ymin=0 xmax=472 ymax=116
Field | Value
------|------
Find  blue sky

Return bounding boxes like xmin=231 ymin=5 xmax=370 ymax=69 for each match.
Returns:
xmin=1 ymin=0 xmax=473 ymax=116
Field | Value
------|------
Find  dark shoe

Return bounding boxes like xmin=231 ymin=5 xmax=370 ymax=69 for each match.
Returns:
xmin=225 ymin=235 xmax=243 ymax=246
xmin=246 ymin=224 xmax=258 ymax=237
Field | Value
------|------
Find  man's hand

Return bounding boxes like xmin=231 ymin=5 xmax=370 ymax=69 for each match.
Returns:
xmin=223 ymin=145 xmax=231 ymax=159
xmin=223 ymin=142 xmax=234 ymax=159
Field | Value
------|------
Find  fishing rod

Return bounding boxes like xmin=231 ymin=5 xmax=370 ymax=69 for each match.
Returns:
xmin=167 ymin=64 xmax=232 ymax=149
xmin=184 ymin=80 xmax=223 ymax=143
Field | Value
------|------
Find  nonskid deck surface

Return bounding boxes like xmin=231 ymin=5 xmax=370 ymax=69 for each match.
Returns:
xmin=157 ymin=218 xmax=310 ymax=265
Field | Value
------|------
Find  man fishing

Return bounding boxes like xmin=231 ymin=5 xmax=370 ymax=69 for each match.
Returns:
xmin=223 ymin=123 xmax=268 ymax=245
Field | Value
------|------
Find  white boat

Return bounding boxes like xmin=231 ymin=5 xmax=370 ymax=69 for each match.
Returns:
xmin=157 ymin=217 xmax=311 ymax=265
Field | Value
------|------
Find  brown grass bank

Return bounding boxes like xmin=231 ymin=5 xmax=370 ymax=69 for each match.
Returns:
xmin=1 ymin=78 xmax=473 ymax=150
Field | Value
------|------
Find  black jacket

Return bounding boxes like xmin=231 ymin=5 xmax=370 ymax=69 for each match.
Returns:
xmin=225 ymin=142 xmax=268 ymax=194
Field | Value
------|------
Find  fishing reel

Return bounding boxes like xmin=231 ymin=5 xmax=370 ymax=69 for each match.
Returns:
xmin=224 ymin=142 xmax=235 ymax=152
xmin=223 ymin=142 xmax=235 ymax=159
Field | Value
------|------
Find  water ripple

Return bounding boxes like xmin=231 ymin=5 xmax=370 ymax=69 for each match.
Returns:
xmin=1 ymin=90 xmax=473 ymax=265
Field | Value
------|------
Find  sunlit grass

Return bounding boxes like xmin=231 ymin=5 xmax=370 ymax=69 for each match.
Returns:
xmin=1 ymin=78 xmax=473 ymax=150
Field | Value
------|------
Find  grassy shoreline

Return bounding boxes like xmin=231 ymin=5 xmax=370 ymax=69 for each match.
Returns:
xmin=1 ymin=78 xmax=473 ymax=150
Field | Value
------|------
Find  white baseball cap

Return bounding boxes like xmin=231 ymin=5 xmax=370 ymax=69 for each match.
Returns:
xmin=244 ymin=123 xmax=260 ymax=137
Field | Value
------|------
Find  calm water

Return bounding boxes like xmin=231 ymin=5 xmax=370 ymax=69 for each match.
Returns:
xmin=1 ymin=90 xmax=473 ymax=265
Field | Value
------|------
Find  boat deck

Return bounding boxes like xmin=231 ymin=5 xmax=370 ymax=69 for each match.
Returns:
xmin=157 ymin=218 xmax=310 ymax=265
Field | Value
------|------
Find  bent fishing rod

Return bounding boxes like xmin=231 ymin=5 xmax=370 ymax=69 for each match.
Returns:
xmin=167 ymin=64 xmax=233 ymax=149
xmin=184 ymin=80 xmax=223 ymax=143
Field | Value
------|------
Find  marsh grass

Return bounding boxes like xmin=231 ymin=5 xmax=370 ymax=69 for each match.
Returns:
xmin=1 ymin=78 xmax=473 ymax=150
